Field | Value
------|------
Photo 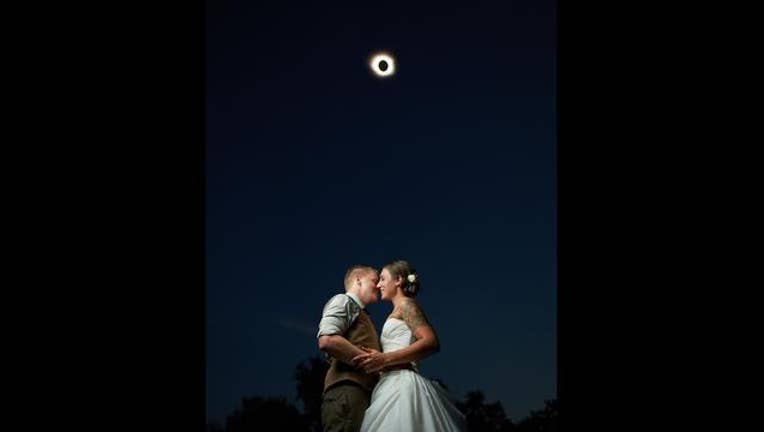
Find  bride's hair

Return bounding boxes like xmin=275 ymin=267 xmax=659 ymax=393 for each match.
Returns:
xmin=383 ymin=260 xmax=420 ymax=297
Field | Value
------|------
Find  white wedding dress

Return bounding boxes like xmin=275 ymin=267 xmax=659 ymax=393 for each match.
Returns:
xmin=360 ymin=318 xmax=467 ymax=432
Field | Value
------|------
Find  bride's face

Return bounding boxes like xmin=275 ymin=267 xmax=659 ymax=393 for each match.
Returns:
xmin=377 ymin=268 xmax=401 ymax=301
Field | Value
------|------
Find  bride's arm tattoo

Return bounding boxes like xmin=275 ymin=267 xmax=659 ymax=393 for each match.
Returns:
xmin=370 ymin=300 xmax=440 ymax=369
xmin=401 ymin=299 xmax=431 ymax=331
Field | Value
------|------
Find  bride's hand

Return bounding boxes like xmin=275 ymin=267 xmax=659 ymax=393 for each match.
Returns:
xmin=356 ymin=350 xmax=390 ymax=373
xmin=351 ymin=353 xmax=368 ymax=366
xmin=351 ymin=346 xmax=379 ymax=366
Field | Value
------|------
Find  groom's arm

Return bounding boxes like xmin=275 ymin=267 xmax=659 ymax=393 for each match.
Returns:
xmin=317 ymin=294 xmax=365 ymax=366
xmin=318 ymin=335 xmax=366 ymax=366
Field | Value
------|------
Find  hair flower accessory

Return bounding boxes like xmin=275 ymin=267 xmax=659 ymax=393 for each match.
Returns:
xmin=407 ymin=274 xmax=417 ymax=283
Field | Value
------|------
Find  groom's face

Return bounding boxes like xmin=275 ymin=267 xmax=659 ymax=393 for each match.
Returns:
xmin=357 ymin=270 xmax=380 ymax=305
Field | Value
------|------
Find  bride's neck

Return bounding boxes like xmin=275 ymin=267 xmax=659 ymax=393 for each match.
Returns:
xmin=391 ymin=293 xmax=407 ymax=310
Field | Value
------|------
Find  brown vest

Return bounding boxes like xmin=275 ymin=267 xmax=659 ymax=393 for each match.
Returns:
xmin=324 ymin=308 xmax=381 ymax=393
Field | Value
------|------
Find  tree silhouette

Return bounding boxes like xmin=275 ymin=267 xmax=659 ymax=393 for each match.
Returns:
xmin=224 ymin=396 xmax=307 ymax=432
xmin=515 ymin=399 xmax=557 ymax=432
xmin=210 ymin=356 xmax=557 ymax=432
xmin=294 ymin=355 xmax=329 ymax=432
xmin=456 ymin=390 xmax=516 ymax=432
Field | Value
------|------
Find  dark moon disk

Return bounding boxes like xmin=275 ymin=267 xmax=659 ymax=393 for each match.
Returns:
xmin=369 ymin=52 xmax=395 ymax=77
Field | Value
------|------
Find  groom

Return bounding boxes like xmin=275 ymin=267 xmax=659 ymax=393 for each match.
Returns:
xmin=317 ymin=265 xmax=382 ymax=432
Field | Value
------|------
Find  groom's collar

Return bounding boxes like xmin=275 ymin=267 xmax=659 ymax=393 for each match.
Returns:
xmin=346 ymin=292 xmax=366 ymax=310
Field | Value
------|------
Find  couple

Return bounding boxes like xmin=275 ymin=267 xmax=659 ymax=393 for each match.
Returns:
xmin=316 ymin=260 xmax=466 ymax=432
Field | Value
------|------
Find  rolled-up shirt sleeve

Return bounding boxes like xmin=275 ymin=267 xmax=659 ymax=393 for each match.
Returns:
xmin=317 ymin=294 xmax=354 ymax=338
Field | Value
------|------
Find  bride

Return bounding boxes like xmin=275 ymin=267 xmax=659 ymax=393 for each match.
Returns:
xmin=352 ymin=260 xmax=466 ymax=432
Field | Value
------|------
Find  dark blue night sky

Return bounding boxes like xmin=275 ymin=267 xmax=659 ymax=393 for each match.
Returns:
xmin=206 ymin=0 xmax=556 ymax=424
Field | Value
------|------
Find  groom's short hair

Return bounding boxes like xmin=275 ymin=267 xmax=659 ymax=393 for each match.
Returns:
xmin=344 ymin=265 xmax=377 ymax=290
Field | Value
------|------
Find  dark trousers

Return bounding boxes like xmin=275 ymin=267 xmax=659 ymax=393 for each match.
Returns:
xmin=321 ymin=382 xmax=371 ymax=432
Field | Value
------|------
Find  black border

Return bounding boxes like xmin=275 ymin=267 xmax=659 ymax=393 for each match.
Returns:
xmin=42 ymin=2 xmax=207 ymax=430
